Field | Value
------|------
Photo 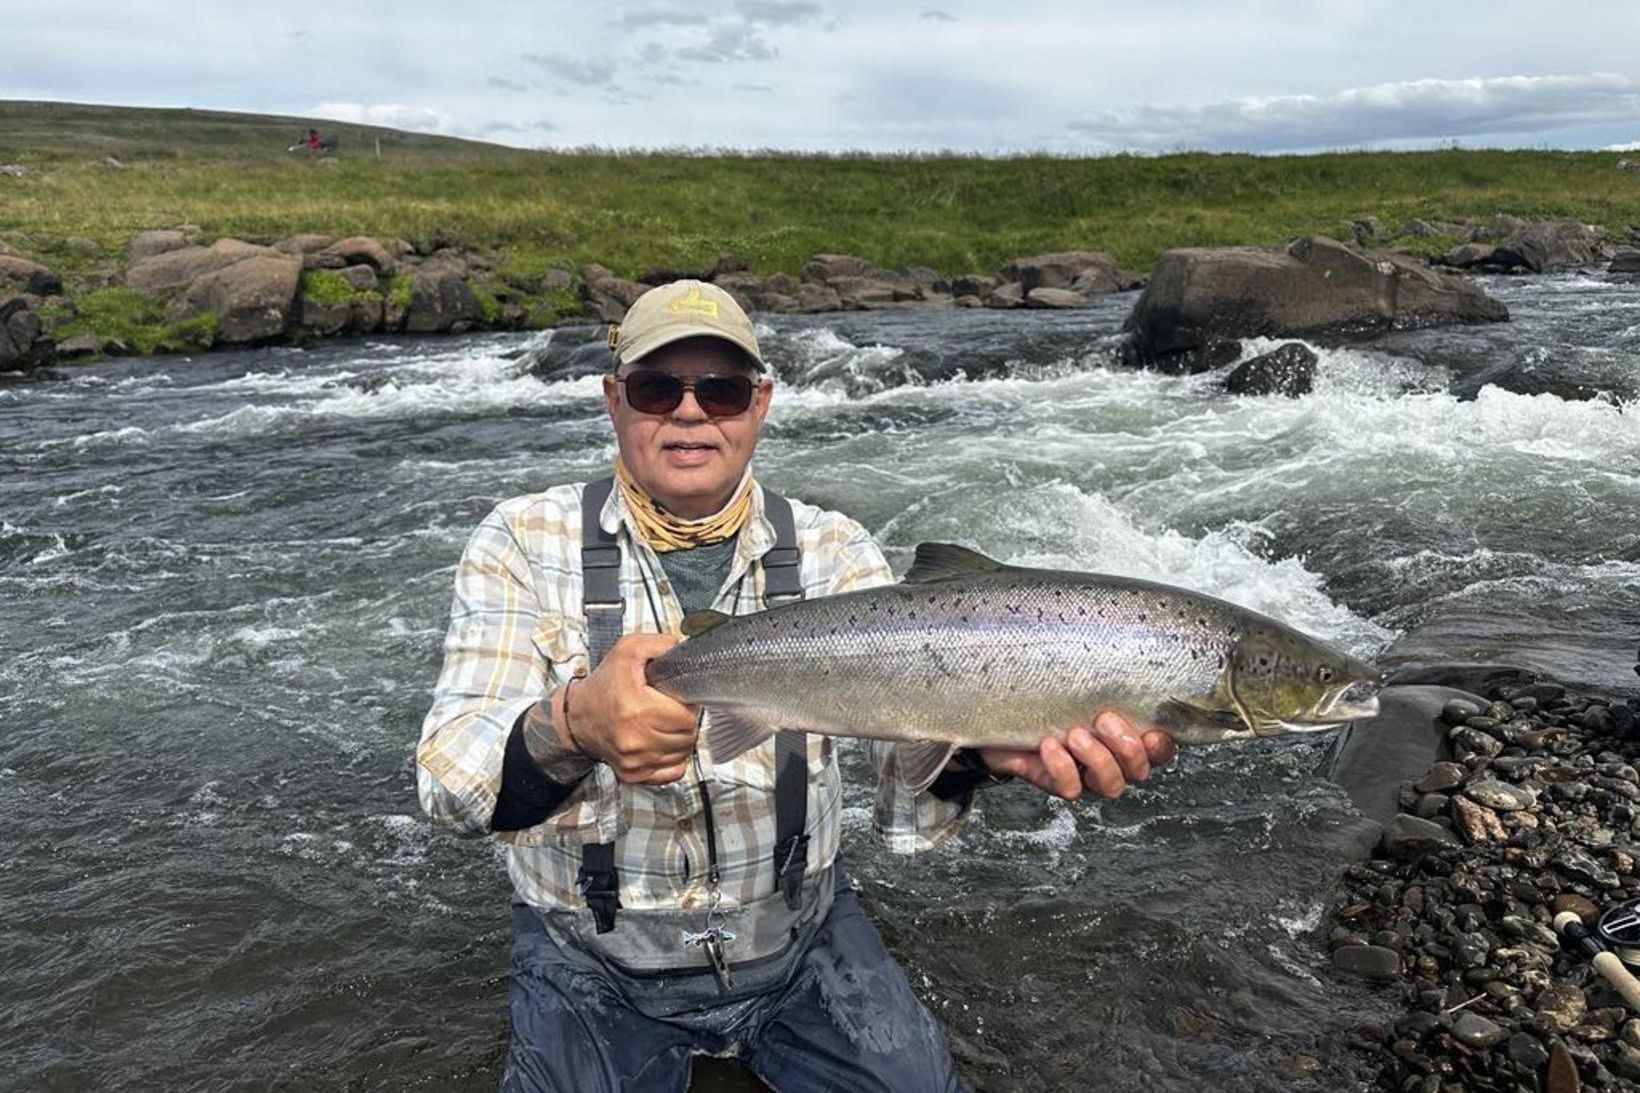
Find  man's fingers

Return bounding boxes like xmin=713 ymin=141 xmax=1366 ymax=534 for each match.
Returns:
xmin=1066 ymin=727 xmax=1126 ymax=798
xmin=640 ymin=762 xmax=689 ymax=785
xmin=1142 ymin=728 xmax=1177 ymax=767
xmin=1038 ymin=736 xmax=1082 ymax=799
xmin=1091 ymin=712 xmax=1150 ymax=783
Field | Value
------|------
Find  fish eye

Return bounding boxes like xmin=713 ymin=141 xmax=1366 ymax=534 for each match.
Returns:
xmin=1317 ymin=666 xmax=1334 ymax=683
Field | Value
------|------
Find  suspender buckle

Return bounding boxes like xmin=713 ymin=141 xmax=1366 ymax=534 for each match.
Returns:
xmin=775 ymin=833 xmax=810 ymax=910
xmin=576 ymin=861 xmax=623 ymax=935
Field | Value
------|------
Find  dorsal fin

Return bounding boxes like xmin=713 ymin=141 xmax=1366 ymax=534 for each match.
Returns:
xmin=681 ymin=609 xmax=733 ymax=637
xmin=904 ymin=542 xmax=1009 ymax=584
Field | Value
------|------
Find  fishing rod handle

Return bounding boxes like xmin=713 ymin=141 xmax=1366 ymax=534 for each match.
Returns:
xmin=1593 ymin=952 xmax=1640 ymax=1013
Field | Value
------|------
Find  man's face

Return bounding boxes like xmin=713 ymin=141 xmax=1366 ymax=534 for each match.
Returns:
xmin=602 ymin=336 xmax=772 ymax=518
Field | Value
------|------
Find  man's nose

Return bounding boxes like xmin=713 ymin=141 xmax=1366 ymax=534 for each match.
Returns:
xmin=670 ymin=387 xmax=709 ymax=421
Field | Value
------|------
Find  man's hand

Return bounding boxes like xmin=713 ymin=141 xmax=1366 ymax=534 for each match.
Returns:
xmin=561 ymin=633 xmax=699 ymax=785
xmin=976 ymin=711 xmax=1176 ymax=800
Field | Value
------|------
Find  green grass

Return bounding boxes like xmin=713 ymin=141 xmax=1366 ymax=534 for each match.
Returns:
xmin=49 ymin=284 xmax=219 ymax=353
xmin=302 ymin=268 xmax=371 ymax=306
xmin=3 ymin=101 xmax=1639 ymax=352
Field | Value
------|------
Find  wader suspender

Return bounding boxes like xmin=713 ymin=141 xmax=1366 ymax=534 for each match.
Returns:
xmin=577 ymin=477 xmax=807 ymax=935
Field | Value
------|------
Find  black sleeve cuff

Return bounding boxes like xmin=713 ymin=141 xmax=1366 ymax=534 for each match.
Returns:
xmin=927 ymin=748 xmax=1012 ymax=802
xmin=491 ymin=719 xmax=588 ymax=831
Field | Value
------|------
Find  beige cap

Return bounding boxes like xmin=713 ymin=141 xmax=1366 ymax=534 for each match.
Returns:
xmin=612 ymin=279 xmax=764 ymax=371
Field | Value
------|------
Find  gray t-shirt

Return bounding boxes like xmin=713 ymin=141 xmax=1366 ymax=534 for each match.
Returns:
xmin=658 ymin=536 xmax=739 ymax=615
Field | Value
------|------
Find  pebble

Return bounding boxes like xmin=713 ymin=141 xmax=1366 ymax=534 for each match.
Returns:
xmin=1463 ymin=778 xmax=1538 ymax=811
xmin=1537 ymin=982 xmax=1589 ymax=1034
xmin=1507 ymin=1031 xmax=1550 ymax=1069
xmin=1333 ymin=944 xmax=1403 ymax=982
xmin=1452 ymin=1011 xmax=1507 ymax=1049
xmin=1414 ymin=762 xmax=1466 ymax=793
xmin=1336 ymin=679 xmax=1640 ymax=1090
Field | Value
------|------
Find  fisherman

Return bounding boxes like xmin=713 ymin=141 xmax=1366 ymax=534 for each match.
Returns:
xmin=417 ymin=279 xmax=1176 ymax=1092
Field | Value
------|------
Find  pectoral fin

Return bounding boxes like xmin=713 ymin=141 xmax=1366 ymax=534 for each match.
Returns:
xmin=894 ymin=739 xmax=958 ymax=794
xmin=703 ymin=707 xmax=779 ymax=761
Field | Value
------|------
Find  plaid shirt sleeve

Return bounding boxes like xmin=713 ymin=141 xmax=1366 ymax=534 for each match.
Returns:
xmin=416 ymin=502 xmax=591 ymax=837
xmin=817 ymin=523 xmax=973 ymax=855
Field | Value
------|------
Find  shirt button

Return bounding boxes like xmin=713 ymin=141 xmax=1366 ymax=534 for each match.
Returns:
xmin=678 ymin=817 xmax=693 ymax=832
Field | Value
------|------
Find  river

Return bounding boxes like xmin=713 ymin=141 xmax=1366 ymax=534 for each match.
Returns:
xmin=3 ymin=273 xmax=1638 ymax=1090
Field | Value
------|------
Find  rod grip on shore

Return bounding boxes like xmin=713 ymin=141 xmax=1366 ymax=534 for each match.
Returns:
xmin=1555 ymin=911 xmax=1640 ymax=1012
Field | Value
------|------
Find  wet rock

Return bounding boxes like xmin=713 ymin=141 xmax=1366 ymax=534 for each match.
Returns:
xmin=1464 ymin=779 xmax=1537 ymax=811
xmin=1508 ymin=1031 xmax=1550 ymax=1069
xmin=1452 ymin=1012 xmax=1507 ymax=1049
xmin=407 ymin=261 xmax=484 ymax=333
xmin=1223 ymin=342 xmax=1317 ymax=397
xmin=1441 ymin=698 xmax=1485 ymax=725
xmin=1556 ymin=847 xmax=1620 ymax=889
xmin=1546 ymin=1040 xmax=1579 ymax=1092
xmin=1414 ymin=793 xmax=1449 ymax=819
xmin=0 ymin=293 xmax=55 ymax=371
xmin=1333 ymin=943 xmax=1403 ymax=981
xmin=1024 ymin=287 xmax=1088 ymax=309
xmin=1613 ymin=248 xmax=1640 ymax=274
xmin=1452 ymin=795 xmax=1508 ymax=844
xmin=1538 ymin=983 xmax=1589 ymax=1034
xmin=1380 ymin=814 xmax=1461 ymax=859
xmin=1415 ymin=762 xmax=1466 ymax=793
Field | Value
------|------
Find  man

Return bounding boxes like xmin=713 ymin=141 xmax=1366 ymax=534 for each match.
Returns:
xmin=417 ymin=279 xmax=1175 ymax=1092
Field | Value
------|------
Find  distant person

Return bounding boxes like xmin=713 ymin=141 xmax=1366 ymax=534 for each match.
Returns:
xmin=417 ymin=280 xmax=1175 ymax=1092
xmin=288 ymin=128 xmax=333 ymax=154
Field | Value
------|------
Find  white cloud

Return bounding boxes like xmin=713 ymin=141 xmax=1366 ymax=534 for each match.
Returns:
xmin=310 ymin=101 xmax=457 ymax=134
xmin=673 ymin=23 xmax=779 ymax=64
xmin=736 ymin=1 xmax=823 ymax=25
xmin=520 ymin=52 xmax=617 ymax=86
xmin=1067 ymin=73 xmax=1640 ymax=152
xmin=1605 ymin=140 xmax=1640 ymax=151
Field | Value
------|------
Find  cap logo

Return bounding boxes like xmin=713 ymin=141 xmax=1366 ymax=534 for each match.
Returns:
xmin=667 ymin=285 xmax=719 ymax=319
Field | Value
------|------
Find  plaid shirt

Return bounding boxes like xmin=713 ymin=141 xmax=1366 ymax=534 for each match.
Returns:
xmin=417 ymin=479 xmax=970 ymax=913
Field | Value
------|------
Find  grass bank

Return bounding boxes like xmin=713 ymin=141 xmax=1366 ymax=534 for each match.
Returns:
xmin=3 ymin=101 xmax=1639 ymax=351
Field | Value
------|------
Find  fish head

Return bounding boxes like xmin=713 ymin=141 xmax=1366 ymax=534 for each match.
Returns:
xmin=1226 ymin=626 xmax=1382 ymax=737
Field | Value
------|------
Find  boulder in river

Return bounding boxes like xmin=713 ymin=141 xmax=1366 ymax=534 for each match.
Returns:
xmin=1611 ymin=248 xmax=1640 ymax=274
xmin=320 ymin=236 xmax=396 ymax=276
xmin=1122 ymin=236 xmax=1509 ymax=372
xmin=1223 ymin=342 xmax=1317 ymax=397
xmin=581 ymin=264 xmax=649 ymax=323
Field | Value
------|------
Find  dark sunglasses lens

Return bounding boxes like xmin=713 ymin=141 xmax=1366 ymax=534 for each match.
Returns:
xmin=694 ymin=376 xmax=755 ymax=415
xmin=624 ymin=372 xmax=685 ymax=414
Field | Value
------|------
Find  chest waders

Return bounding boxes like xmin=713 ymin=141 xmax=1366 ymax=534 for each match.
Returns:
xmin=560 ymin=477 xmax=826 ymax=993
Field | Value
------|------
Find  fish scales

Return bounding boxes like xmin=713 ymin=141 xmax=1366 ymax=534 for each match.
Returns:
xmin=650 ymin=568 xmax=1245 ymax=749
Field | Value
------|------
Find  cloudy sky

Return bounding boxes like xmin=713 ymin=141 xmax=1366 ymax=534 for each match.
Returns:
xmin=4 ymin=1 xmax=1639 ymax=153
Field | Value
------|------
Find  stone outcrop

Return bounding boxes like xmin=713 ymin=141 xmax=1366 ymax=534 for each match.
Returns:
xmin=172 ymin=253 xmax=302 ymax=344
xmin=0 ymin=255 xmax=62 ymax=297
xmin=405 ymin=255 xmax=483 ymax=333
xmin=126 ymin=239 xmax=275 ymax=297
xmin=1223 ymin=342 xmax=1318 ymax=397
xmin=127 ymin=229 xmax=195 ymax=264
xmin=0 ymin=294 xmax=55 ymax=371
xmin=1123 ymin=236 xmax=1509 ymax=372
xmin=1002 ymin=251 xmax=1143 ymax=296
xmin=582 ymin=264 xmax=650 ymax=323
xmin=321 ymin=236 xmax=396 ymax=275
xmin=1611 ymin=247 xmax=1640 ymax=274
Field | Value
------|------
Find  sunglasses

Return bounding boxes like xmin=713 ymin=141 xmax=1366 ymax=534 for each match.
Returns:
xmin=617 ymin=371 xmax=763 ymax=416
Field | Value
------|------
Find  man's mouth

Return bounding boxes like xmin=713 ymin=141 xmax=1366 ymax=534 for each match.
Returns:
xmin=663 ymin=441 xmax=718 ymax=452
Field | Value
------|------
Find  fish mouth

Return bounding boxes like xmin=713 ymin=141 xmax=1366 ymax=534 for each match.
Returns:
xmin=1313 ymin=679 xmax=1383 ymax=722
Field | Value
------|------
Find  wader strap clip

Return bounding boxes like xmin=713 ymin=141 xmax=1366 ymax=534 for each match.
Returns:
xmin=760 ymin=490 xmax=804 ymax=604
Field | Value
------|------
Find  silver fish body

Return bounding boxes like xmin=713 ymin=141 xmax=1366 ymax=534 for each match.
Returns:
xmin=646 ymin=543 xmax=1381 ymax=787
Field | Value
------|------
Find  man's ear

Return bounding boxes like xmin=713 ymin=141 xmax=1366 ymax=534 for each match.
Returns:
xmin=602 ymin=372 xmax=621 ymax=420
xmin=751 ymin=376 xmax=773 ymax=428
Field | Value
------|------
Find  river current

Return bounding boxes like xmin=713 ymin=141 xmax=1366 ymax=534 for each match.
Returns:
xmin=3 ymin=274 xmax=1638 ymax=1091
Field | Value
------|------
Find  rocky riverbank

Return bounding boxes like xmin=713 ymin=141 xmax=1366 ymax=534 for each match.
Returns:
xmin=1 ymin=213 xmax=1635 ymax=377
xmin=1330 ymin=677 xmax=1640 ymax=1091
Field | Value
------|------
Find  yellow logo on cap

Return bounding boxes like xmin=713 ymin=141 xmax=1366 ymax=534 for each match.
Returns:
xmin=666 ymin=285 xmax=719 ymax=319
